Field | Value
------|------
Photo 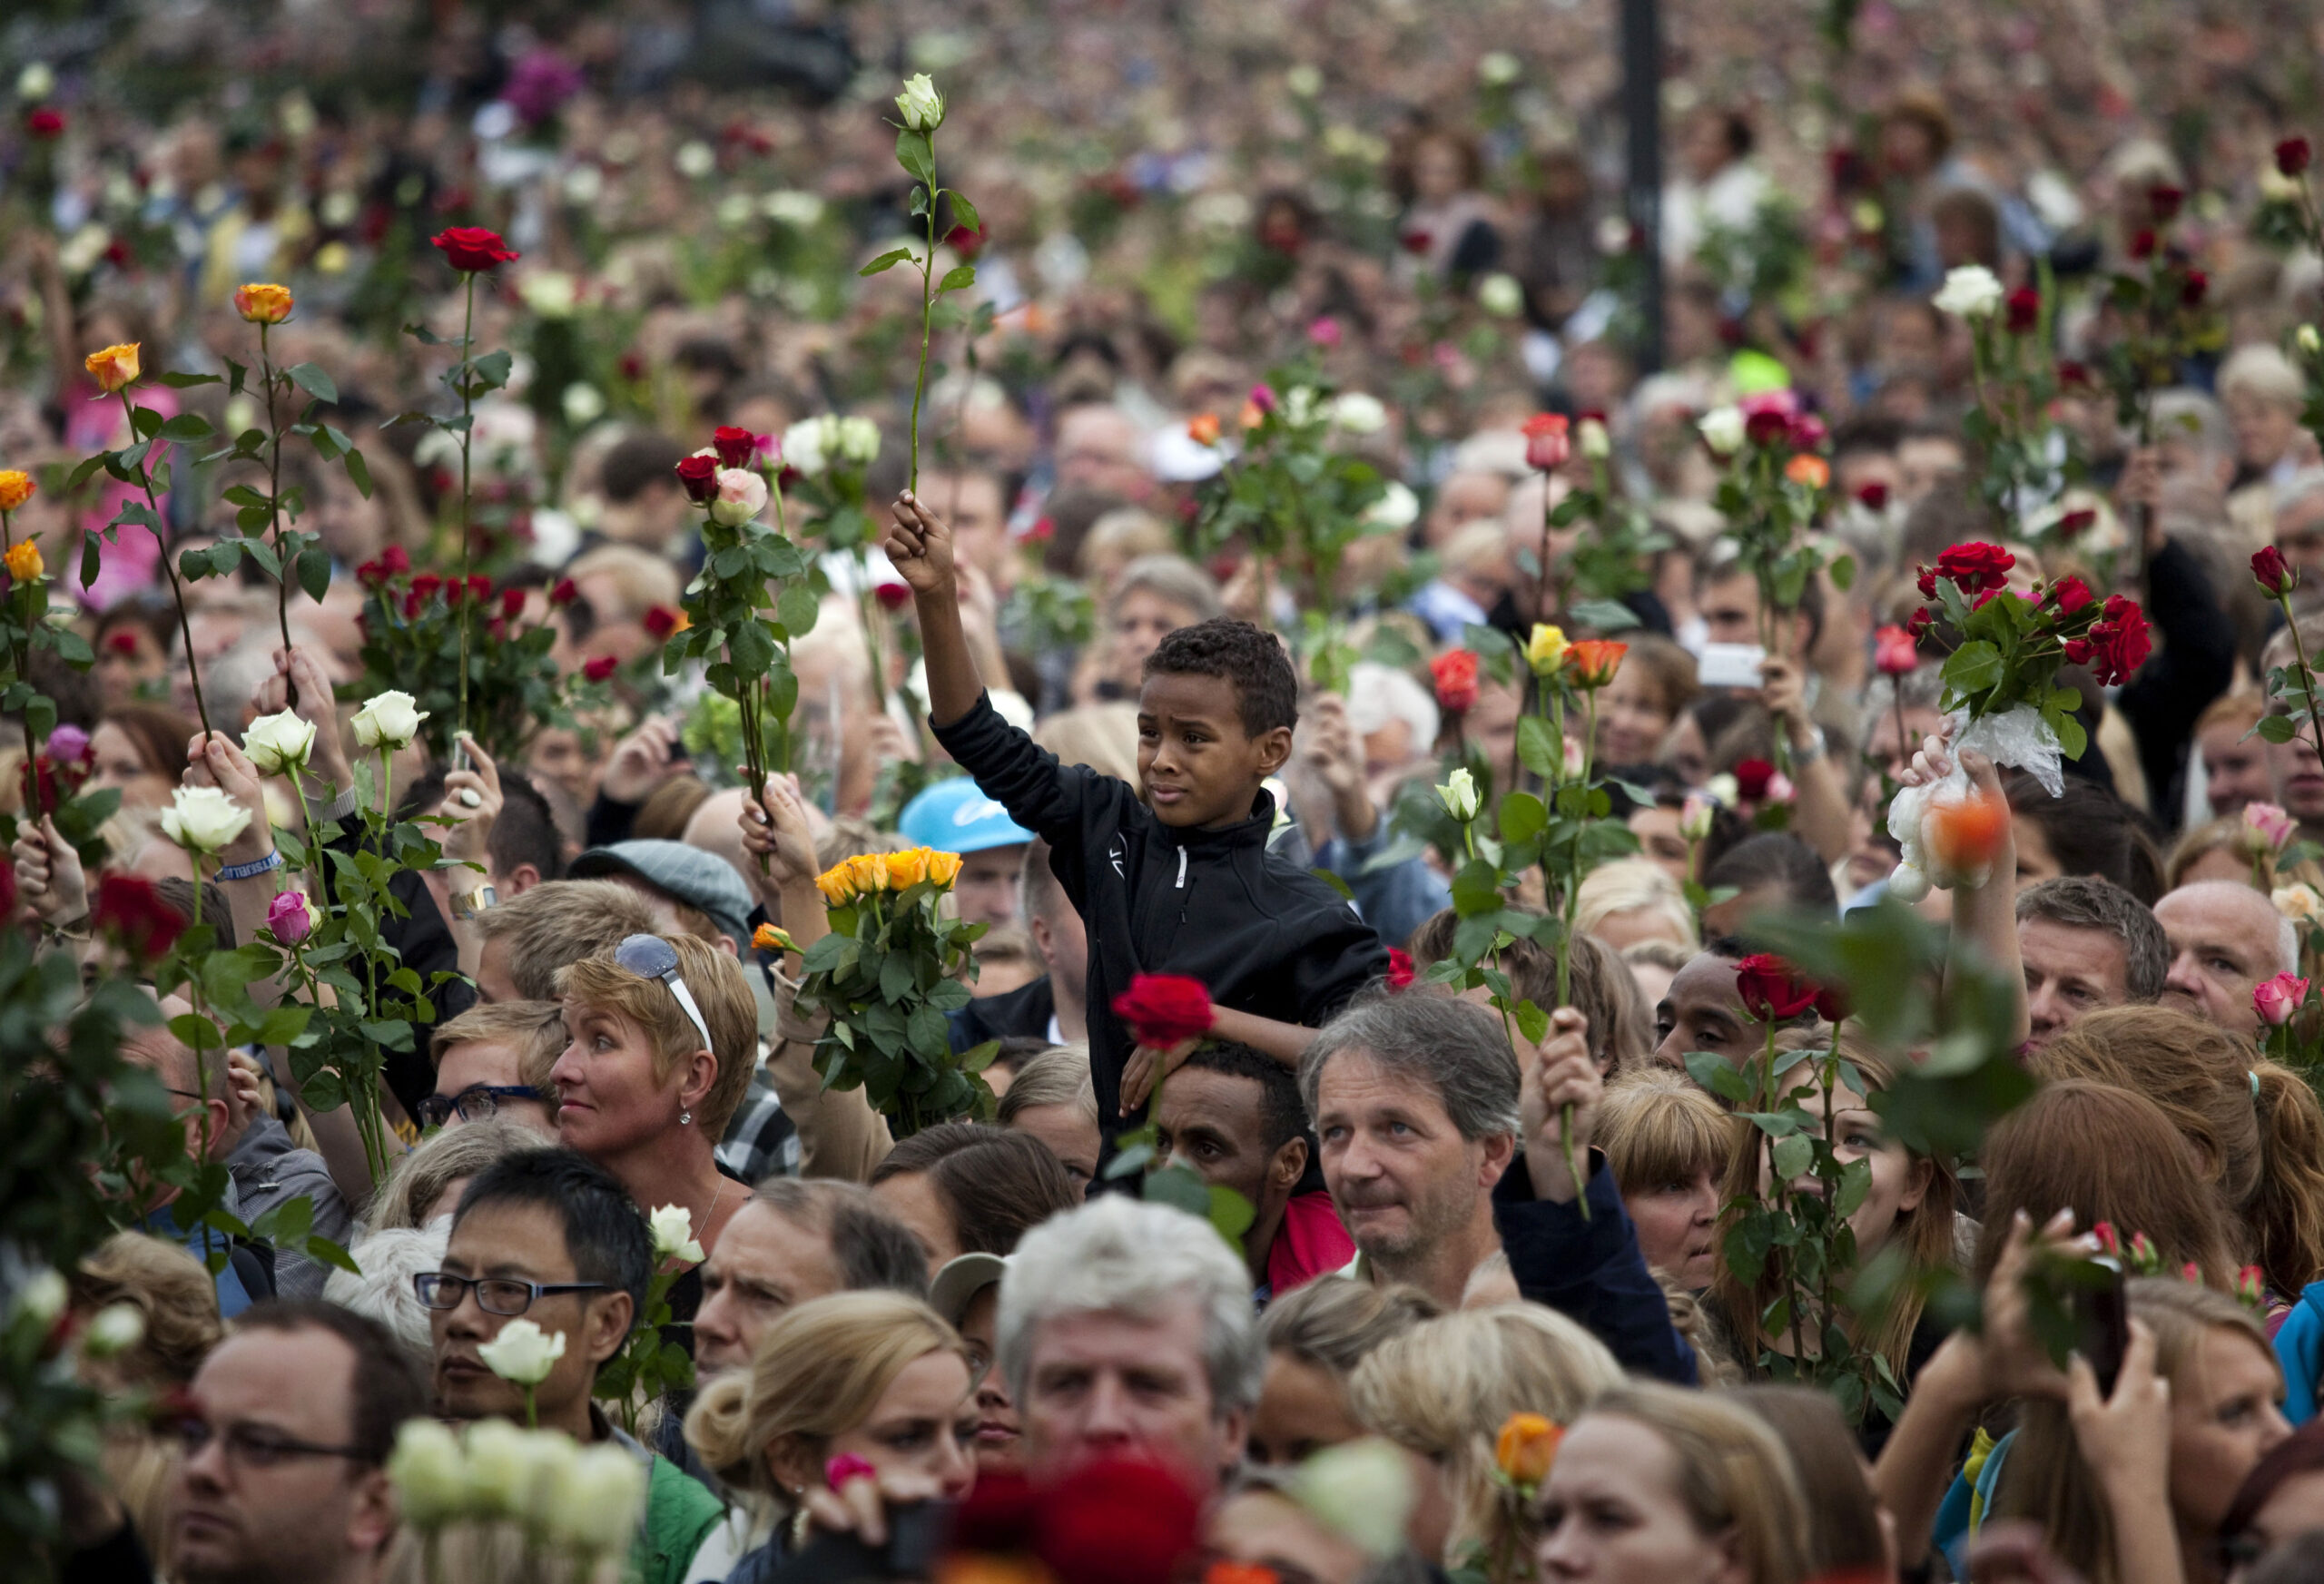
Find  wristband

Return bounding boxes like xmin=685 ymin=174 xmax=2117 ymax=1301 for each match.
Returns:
xmin=217 ymin=851 xmax=284 ymax=882
xmin=1790 ymin=725 xmax=1827 ymax=765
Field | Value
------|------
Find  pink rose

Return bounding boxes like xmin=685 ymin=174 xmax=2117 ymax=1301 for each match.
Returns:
xmin=709 ymin=467 xmax=769 ymax=526
xmin=2245 ymin=802 xmax=2298 ymax=853
xmin=2254 ymin=971 xmax=2309 ymax=1028
xmin=267 ymin=890 xmax=316 ymax=946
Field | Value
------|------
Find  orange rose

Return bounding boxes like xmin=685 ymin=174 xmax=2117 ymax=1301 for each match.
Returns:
xmin=1565 ymin=639 xmax=1628 ymax=690
xmin=815 ymin=863 xmax=856 ymax=906
xmin=925 ymin=850 xmax=963 ymax=889
xmin=752 ymin=923 xmax=797 ymax=954
xmin=1784 ymin=454 xmax=1831 ymax=490
xmin=232 ymin=283 xmax=294 ymax=325
xmin=0 ymin=471 xmax=34 ymax=513
xmin=1494 ymin=1412 xmax=1561 ymax=1488
xmin=84 ymin=342 xmax=141 ymax=394
xmin=847 ymin=852 xmax=892 ymax=893
xmin=887 ymin=848 xmax=931 ymax=889
xmin=1239 ymin=400 xmax=1266 ymax=430
xmin=5 ymin=540 xmax=43 ymax=583
xmin=1187 ymin=412 xmax=1222 ymax=448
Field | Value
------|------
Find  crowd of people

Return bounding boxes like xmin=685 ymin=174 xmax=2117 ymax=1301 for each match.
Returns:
xmin=23 ymin=0 xmax=2324 ymax=1580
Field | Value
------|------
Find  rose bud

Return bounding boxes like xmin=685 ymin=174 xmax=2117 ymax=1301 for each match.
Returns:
xmin=583 ymin=654 xmax=618 ymax=683
xmin=2280 ymin=136 xmax=2314 ymax=177
xmin=2255 ymin=546 xmax=2297 ymax=599
xmin=675 ymin=452 xmax=719 ymax=504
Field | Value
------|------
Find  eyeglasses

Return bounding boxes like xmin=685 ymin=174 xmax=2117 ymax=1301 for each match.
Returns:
xmin=172 ymin=1416 xmax=369 ymax=1471
xmin=413 ymin=1272 xmax=611 ymax=1316
xmin=613 ymin=933 xmax=716 ymax=1055
xmin=416 ymin=1083 xmax=555 ymax=1129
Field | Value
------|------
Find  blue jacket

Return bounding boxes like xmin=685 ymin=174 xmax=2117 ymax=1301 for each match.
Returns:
xmin=2275 ymin=1280 xmax=2324 ymax=1424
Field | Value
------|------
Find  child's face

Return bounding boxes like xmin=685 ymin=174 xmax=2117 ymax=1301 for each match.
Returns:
xmin=1137 ymin=671 xmax=1291 ymax=830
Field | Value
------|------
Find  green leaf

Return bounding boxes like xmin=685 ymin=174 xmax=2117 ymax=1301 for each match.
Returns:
xmin=2257 ymin=713 xmax=2300 ymax=744
xmin=1943 ymin=640 xmax=2004 ymax=696
xmin=1516 ymin=715 xmax=1561 ymax=781
xmin=297 ymin=547 xmax=331 ymax=604
xmin=1686 ymin=1049 xmax=1753 ymax=1106
xmin=1499 ymin=792 xmax=1547 ymax=846
xmin=859 ymin=248 xmax=915 ymax=278
xmin=285 ymin=362 xmax=339 ymax=404
xmin=938 ymin=263 xmax=978 ymax=292
xmin=1565 ymin=598 xmax=1641 ymax=633
xmin=1309 ymin=866 xmax=1354 ymax=903
xmin=155 ymin=413 xmax=215 ymax=441
xmin=468 ymin=350 xmax=512 ymax=391
xmin=1770 ymin=1133 xmax=1813 ymax=1182
xmin=342 ymin=447 xmax=374 ymax=498
xmin=154 ymin=370 xmax=223 ymax=389
xmin=1827 ymin=554 xmax=1856 ymax=593
xmin=947 ymin=192 xmax=981 ymax=235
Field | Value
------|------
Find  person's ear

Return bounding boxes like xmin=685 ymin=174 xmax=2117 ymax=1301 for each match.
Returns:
xmin=681 ymin=1048 xmax=718 ymax=1115
xmin=506 ymin=862 xmax=542 ymax=895
xmin=586 ymin=1291 xmax=635 ymax=1366
xmin=346 ymin=1468 xmax=399 ymax=1556
xmin=1254 ymin=724 xmax=1295 ymax=778
xmin=1479 ymin=1130 xmax=1517 ymax=1189
xmin=767 ymin=1433 xmax=820 ymax=1498
xmin=1269 ymin=1137 xmax=1308 ymax=1195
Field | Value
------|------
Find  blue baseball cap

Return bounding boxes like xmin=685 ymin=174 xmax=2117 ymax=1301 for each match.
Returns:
xmin=898 ymin=778 xmax=1033 ymax=855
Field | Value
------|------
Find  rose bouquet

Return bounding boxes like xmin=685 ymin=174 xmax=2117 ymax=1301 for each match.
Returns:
xmin=1700 ymin=389 xmax=1854 ymax=678
xmin=1886 ymin=544 xmax=2150 ymax=900
xmin=793 ymin=847 xmax=993 ymax=1134
xmin=389 ymin=1416 xmax=647 ymax=1583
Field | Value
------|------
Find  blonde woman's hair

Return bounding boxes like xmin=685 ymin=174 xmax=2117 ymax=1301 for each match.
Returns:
xmin=1599 ymin=1067 xmax=1744 ymax=1211
xmin=1259 ymin=1274 xmax=1441 ymax=1377
xmin=430 ymin=999 xmax=568 ymax=1086
xmin=998 ymin=1046 xmax=1098 ymax=1131
xmin=73 ymin=1232 xmax=222 ymax=1386
xmin=684 ymin=1291 xmax=969 ymax=1500
xmin=1032 ymin=703 xmax=1141 ymax=785
xmin=1577 ymin=859 xmax=1699 ymax=953
xmin=1995 ymin=1279 xmax=2277 ymax=1584
xmin=564 ymin=543 xmax=683 ymax=622
xmin=556 ymin=933 xmax=760 ymax=1139
xmin=469 ymin=881 xmax=664 ymax=1001
xmin=1347 ymin=1304 xmax=1623 ymax=1567
xmin=364 ymin=1117 xmax=549 ymax=1232
xmin=1583 ymin=1382 xmax=1810 ymax=1584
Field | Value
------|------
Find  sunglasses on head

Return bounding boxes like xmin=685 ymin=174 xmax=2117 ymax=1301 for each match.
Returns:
xmin=613 ymin=933 xmax=716 ymax=1055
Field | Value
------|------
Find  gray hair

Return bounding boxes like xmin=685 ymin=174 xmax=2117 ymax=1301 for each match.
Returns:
xmin=999 ymin=1195 xmax=1262 ymax=1417
xmin=362 ymin=1117 xmax=549 ymax=1232
xmin=1299 ymin=993 xmax=1522 ymax=1143
xmin=1345 ymin=662 xmax=1440 ymax=751
xmin=2015 ymin=876 xmax=2171 ymax=1001
xmin=1108 ymin=554 xmax=1225 ymax=625
xmin=322 ymin=1224 xmax=447 ymax=1369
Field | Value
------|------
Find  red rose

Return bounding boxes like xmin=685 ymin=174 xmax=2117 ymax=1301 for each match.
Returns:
xmin=1934 ymin=542 xmax=2014 ymax=595
xmin=1035 ymin=1459 xmax=1203 ymax=1584
xmin=2055 ymin=509 xmax=2097 ymax=541
xmin=2088 ymin=595 xmax=2152 ymax=685
xmin=468 ymin=575 xmax=490 ymax=602
xmin=583 ymin=655 xmax=618 ymax=683
xmin=356 ymin=558 xmax=388 ymax=587
xmin=104 ymin=629 xmax=140 ymax=656
xmin=1521 ymin=413 xmax=1571 ymax=472
xmin=2181 ymin=271 xmax=2208 ymax=309
xmin=1915 ymin=568 xmax=1939 ymax=600
xmin=2256 ymin=546 xmax=2297 ymax=599
xmin=1906 ymin=606 xmax=1935 ymax=641
xmin=2148 ymin=185 xmax=2185 ymax=223
xmin=1855 ymin=481 xmax=1890 ymax=512
xmin=1788 ymin=412 xmax=1828 ymax=450
xmin=549 ymin=576 xmax=578 ymax=606
xmin=430 ymin=226 xmax=520 ymax=273
xmin=410 ymin=572 xmax=443 ymax=603
xmin=1385 ymin=948 xmax=1416 ymax=991
xmin=944 ymin=221 xmax=987 ymax=258
xmin=1430 ymin=648 xmax=1480 ymax=716
xmin=25 ymin=109 xmax=64 ymax=140
xmin=1401 ymin=230 xmax=1433 ymax=256
xmin=93 ymin=874 xmax=183 ymax=960
xmin=1814 ymin=984 xmax=1849 ymax=1023
xmin=2005 ymin=287 xmax=2041 ymax=333
xmin=1744 ymin=408 xmax=1791 ymax=448
xmin=380 ymin=545 xmax=410 ymax=577
xmin=1111 ymin=974 xmax=1215 ymax=1048
xmin=675 ymin=453 xmax=719 ymax=504
xmin=2280 ymin=137 xmax=2314 ymax=177
xmin=2129 ymin=228 xmax=2158 ymax=261
xmin=2057 ymin=359 xmax=2094 ymax=389
xmin=2047 ymin=575 xmax=2094 ymax=615
xmin=873 ymin=582 xmax=914 ymax=612
xmin=643 ymin=605 xmax=681 ymax=640
xmin=1734 ymin=758 xmax=1776 ymax=802
xmin=712 ymin=426 xmax=763 ymax=469
xmin=500 ymin=586 xmax=527 ymax=622
xmin=1734 ymin=953 xmax=1818 ymax=1021
xmin=1026 ymin=517 xmax=1056 ymax=544
xmin=1873 ymin=625 xmax=1918 ymax=676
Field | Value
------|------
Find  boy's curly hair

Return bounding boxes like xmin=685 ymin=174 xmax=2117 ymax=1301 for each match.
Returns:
xmin=1143 ymin=617 xmax=1298 ymax=736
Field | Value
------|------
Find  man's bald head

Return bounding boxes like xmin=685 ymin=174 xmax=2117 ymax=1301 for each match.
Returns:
xmin=2156 ymin=881 xmax=2297 ymax=1036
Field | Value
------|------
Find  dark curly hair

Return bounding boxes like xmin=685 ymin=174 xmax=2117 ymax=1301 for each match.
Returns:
xmin=1143 ymin=617 xmax=1298 ymax=736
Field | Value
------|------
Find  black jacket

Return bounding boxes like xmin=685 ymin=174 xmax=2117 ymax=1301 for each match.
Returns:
xmin=933 ymin=694 xmax=1389 ymax=1126
xmin=1493 ymin=1147 xmax=1698 ymax=1385
xmin=949 ymin=974 xmax=1058 ymax=1053
xmin=2115 ymin=536 xmax=2237 ymax=822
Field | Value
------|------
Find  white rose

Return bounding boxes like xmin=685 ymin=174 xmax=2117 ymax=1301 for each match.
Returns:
xmin=1436 ymin=767 xmax=1480 ymax=823
xmin=1364 ymin=482 xmax=1419 ymax=531
xmin=460 ymin=1418 xmax=532 ymax=1519
xmin=1577 ymin=418 xmax=1611 ymax=459
xmin=895 ymin=74 xmax=946 ymax=133
xmin=837 ymin=416 xmax=882 ymax=465
xmin=477 ymin=1317 xmax=566 ymax=1385
xmin=2300 ymin=324 xmax=2322 ymax=357
xmin=2276 ymin=884 xmax=2324 ymax=925
xmin=1476 ymin=272 xmax=1524 ymax=318
xmin=783 ymin=417 xmax=832 ymax=477
xmin=1295 ymin=1437 xmax=1413 ymax=1559
xmin=553 ymin=1442 xmax=650 ymax=1555
xmin=562 ymin=164 xmax=605 ymax=207
xmin=1331 ymin=392 xmax=1388 ymax=435
xmin=517 ymin=1427 xmax=581 ymax=1535
xmin=1477 ymin=52 xmax=1522 ymax=87
xmin=84 ymin=1303 xmax=145 ymax=1358
xmin=14 ymin=1268 xmax=65 ymax=1328
xmin=1285 ymin=64 xmax=1323 ymax=98
xmin=518 ymin=271 xmax=577 ymax=319
xmin=19 ymin=64 xmax=56 ymax=102
xmin=350 ymin=691 xmax=428 ymax=752
xmin=387 ymin=1419 xmax=468 ymax=1529
xmin=649 ymin=1205 xmax=707 ymax=1265
xmin=763 ymin=190 xmax=824 ymax=228
xmin=562 ymin=382 xmax=606 ymax=428
xmin=674 ymin=141 xmax=715 ymax=180
xmin=1931 ymin=264 xmax=2005 ymax=320
xmin=710 ymin=467 xmax=769 ymax=527
xmin=1698 ymin=406 xmax=1746 ymax=456
xmin=1283 ymin=387 xmax=1320 ymax=426
xmin=241 ymin=709 xmax=318 ymax=776
xmin=161 ymin=784 xmax=253 ymax=856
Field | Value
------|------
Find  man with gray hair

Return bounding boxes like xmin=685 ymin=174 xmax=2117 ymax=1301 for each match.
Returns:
xmin=1299 ymin=991 xmax=1694 ymax=1382
xmin=2156 ymin=880 xmax=2299 ymax=1038
xmin=999 ymin=1195 xmax=1259 ymax=1495
xmin=2016 ymin=876 xmax=2171 ymax=1053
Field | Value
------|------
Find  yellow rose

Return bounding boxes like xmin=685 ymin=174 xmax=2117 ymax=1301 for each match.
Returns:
xmin=232 ymin=283 xmax=294 ymax=325
xmin=847 ymin=852 xmax=891 ymax=893
xmin=887 ymin=848 xmax=930 ymax=889
xmin=0 ymin=472 xmax=33 ymax=513
xmin=84 ymin=342 xmax=141 ymax=394
xmin=815 ymin=863 xmax=856 ymax=906
xmin=1525 ymin=623 xmax=1568 ymax=675
xmin=5 ymin=540 xmax=43 ymax=583
xmin=925 ymin=850 xmax=963 ymax=889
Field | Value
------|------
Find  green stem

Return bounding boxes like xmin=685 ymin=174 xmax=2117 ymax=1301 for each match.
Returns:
xmin=258 ymin=323 xmax=297 ymax=698
xmin=120 ymin=390 xmax=212 ymax=739
xmin=2281 ymin=592 xmax=2324 ymax=785
xmin=908 ymin=156 xmax=940 ymax=496
xmin=456 ymin=275 xmax=477 ymax=742
xmin=1553 ymin=689 xmax=1598 ymax=1220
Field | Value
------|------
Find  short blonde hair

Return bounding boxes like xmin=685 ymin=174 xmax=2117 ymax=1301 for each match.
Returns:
xmin=1581 ymin=1383 xmax=1810 ymax=1584
xmin=1577 ymin=858 xmax=1699 ymax=951
xmin=73 ymin=1232 xmax=222 ymax=1386
xmin=685 ymin=1292 xmax=967 ymax=1500
xmin=429 ymin=999 xmax=568 ymax=1089
xmin=556 ymin=933 xmax=759 ymax=1138
xmin=1599 ymin=1067 xmax=1743 ymax=1203
xmin=472 ymin=880 xmax=665 ymax=1000
xmin=997 ymin=1045 xmax=1098 ymax=1130
xmin=1348 ymin=1304 xmax=1623 ymax=1566
xmin=566 ymin=542 xmax=683 ymax=622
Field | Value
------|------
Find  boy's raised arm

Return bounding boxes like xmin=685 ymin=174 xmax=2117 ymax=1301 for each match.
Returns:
xmin=884 ymin=490 xmax=984 ymax=728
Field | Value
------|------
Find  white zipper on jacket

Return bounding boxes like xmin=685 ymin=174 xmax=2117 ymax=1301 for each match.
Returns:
xmin=1176 ymin=845 xmax=1188 ymax=888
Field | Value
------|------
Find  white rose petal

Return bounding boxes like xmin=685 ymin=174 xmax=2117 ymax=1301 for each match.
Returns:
xmin=647 ymin=1204 xmax=705 ymax=1264
xmin=517 ymin=1428 xmax=581 ymax=1534
xmin=763 ymin=190 xmax=825 ymax=228
xmin=1578 ymin=418 xmax=1611 ymax=460
xmin=15 ymin=1269 xmax=66 ymax=1328
xmin=2299 ymin=324 xmax=2322 ymax=357
xmin=837 ymin=416 xmax=882 ymax=465
xmin=1436 ymin=767 xmax=1480 ymax=823
xmin=350 ymin=690 xmax=428 ymax=752
xmin=1476 ymin=271 xmax=1524 ymax=319
xmin=477 ymin=1317 xmax=566 ymax=1385
xmin=1283 ymin=387 xmax=1320 ymax=427
xmin=783 ymin=416 xmax=832 ymax=477
xmin=84 ymin=1303 xmax=145 ymax=1358
xmin=518 ymin=271 xmax=577 ymax=319
xmin=1285 ymin=64 xmax=1323 ymax=98
xmin=460 ymin=1418 xmax=532 ymax=1519
xmin=1698 ymin=405 xmax=1746 ymax=456
xmin=1364 ymin=482 xmax=1420 ymax=532
xmin=563 ymin=382 xmax=606 ymax=428
xmin=17 ymin=64 xmax=55 ymax=103
xmin=710 ymin=467 xmax=770 ymax=527
xmin=1477 ymin=52 xmax=1522 ymax=87
xmin=241 ymin=709 xmax=317 ymax=776
xmin=1295 ymin=1437 xmax=1413 ymax=1559
xmin=388 ymin=1419 xmax=468 ymax=1529
xmin=1931 ymin=264 xmax=2005 ymax=320
xmin=161 ymin=784 xmax=253 ymax=857
xmin=895 ymin=74 xmax=946 ymax=133
xmin=675 ymin=141 xmax=715 ymax=180
xmin=1331 ymin=391 xmax=1388 ymax=435
xmin=555 ymin=1442 xmax=649 ymax=1554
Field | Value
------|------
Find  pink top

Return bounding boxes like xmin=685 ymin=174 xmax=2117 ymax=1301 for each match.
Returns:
xmin=62 ymin=375 xmax=174 ymax=609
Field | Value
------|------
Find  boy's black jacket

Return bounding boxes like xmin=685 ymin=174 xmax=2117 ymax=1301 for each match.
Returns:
xmin=934 ymin=693 xmax=1389 ymax=1126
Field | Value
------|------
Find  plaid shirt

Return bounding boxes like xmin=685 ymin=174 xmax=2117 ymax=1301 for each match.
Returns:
xmin=715 ymin=1051 xmax=799 ymax=1183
